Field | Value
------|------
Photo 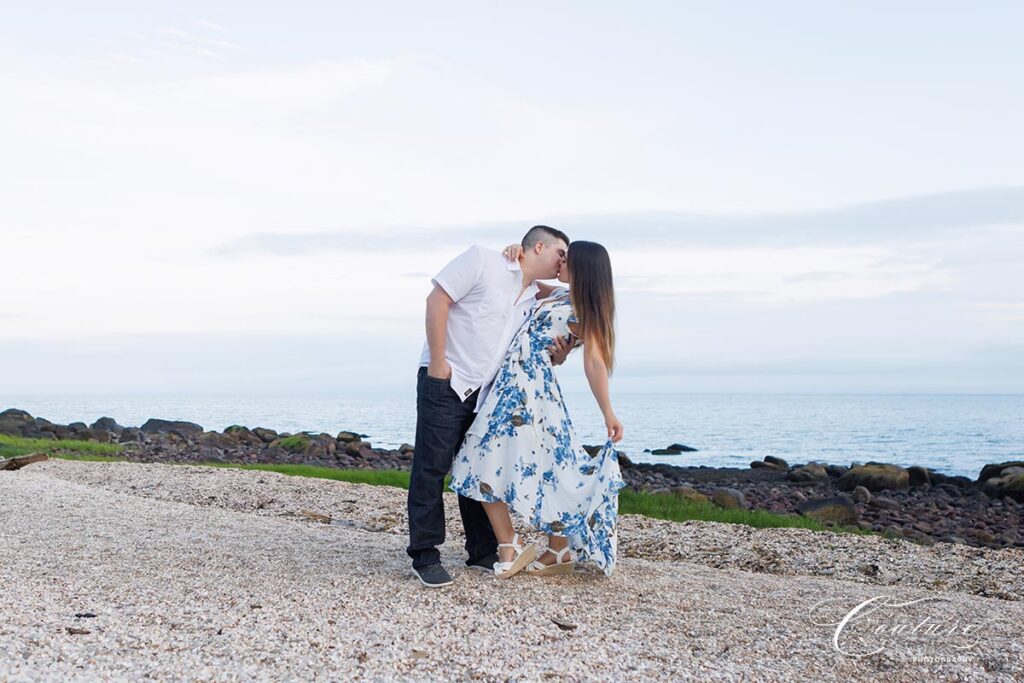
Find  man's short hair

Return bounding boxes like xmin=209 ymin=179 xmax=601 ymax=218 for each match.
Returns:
xmin=521 ymin=225 xmax=570 ymax=250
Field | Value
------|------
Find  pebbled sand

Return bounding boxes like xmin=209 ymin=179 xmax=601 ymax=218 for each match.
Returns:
xmin=1 ymin=460 xmax=1021 ymax=682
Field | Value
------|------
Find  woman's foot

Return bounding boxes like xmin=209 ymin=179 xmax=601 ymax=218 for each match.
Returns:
xmin=494 ymin=533 xmax=538 ymax=578
xmin=526 ymin=546 xmax=576 ymax=576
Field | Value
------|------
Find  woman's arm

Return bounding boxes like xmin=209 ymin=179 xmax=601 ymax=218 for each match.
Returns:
xmin=582 ymin=333 xmax=624 ymax=442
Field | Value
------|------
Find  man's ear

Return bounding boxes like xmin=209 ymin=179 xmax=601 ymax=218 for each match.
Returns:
xmin=532 ymin=241 xmax=545 ymax=255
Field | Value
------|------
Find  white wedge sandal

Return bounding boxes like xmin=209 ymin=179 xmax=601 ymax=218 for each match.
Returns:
xmin=525 ymin=546 xmax=577 ymax=576
xmin=494 ymin=533 xmax=538 ymax=579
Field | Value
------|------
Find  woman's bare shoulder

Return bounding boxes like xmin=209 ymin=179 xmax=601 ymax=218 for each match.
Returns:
xmin=535 ymin=283 xmax=568 ymax=300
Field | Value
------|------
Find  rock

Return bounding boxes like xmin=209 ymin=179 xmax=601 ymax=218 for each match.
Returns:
xmin=912 ymin=521 xmax=934 ymax=534
xmin=869 ymin=496 xmax=902 ymax=511
xmin=90 ymin=417 xmax=122 ymax=432
xmin=399 ymin=443 xmax=414 ymax=455
xmin=825 ymin=464 xmax=849 ymax=479
xmin=711 ymin=488 xmax=746 ymax=509
xmin=982 ymin=472 xmax=1024 ymax=503
xmin=837 ymin=464 xmax=909 ymax=492
xmin=972 ymin=529 xmax=997 ymax=544
xmin=0 ymin=408 xmax=34 ymax=436
xmin=345 ymin=440 xmax=366 ymax=457
xmin=666 ymin=443 xmax=698 ymax=452
xmin=786 ymin=463 xmax=829 ymax=483
xmin=617 ymin=452 xmax=633 ymax=468
xmin=336 ymin=431 xmax=361 ymax=443
xmin=68 ymin=422 xmax=88 ymax=431
xmin=907 ymin=465 xmax=931 ymax=487
xmin=671 ymin=486 xmax=710 ymax=505
xmin=851 ymin=486 xmax=872 ymax=504
xmin=750 ymin=461 xmax=776 ymax=470
xmin=0 ymin=408 xmax=33 ymax=421
xmin=253 ymin=427 xmax=279 ymax=443
xmin=304 ymin=434 xmax=337 ymax=459
xmin=140 ymin=419 xmax=204 ymax=436
xmin=221 ymin=426 xmax=263 ymax=447
xmin=978 ymin=461 xmax=1024 ymax=483
xmin=763 ymin=456 xmax=789 ymax=470
xmin=796 ymin=496 xmax=859 ymax=526
xmin=651 ymin=448 xmax=683 ymax=456
xmin=119 ymin=428 xmax=144 ymax=443
xmin=943 ymin=475 xmax=974 ymax=489
xmin=80 ymin=428 xmax=112 ymax=443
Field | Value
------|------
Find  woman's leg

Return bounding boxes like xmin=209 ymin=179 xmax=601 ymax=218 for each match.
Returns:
xmin=481 ymin=501 xmax=518 ymax=563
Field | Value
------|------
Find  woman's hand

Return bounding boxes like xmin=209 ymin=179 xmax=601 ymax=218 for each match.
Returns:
xmin=502 ymin=244 xmax=523 ymax=261
xmin=605 ymin=413 xmax=624 ymax=443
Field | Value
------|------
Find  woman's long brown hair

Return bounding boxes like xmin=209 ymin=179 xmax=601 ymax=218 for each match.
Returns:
xmin=567 ymin=241 xmax=616 ymax=373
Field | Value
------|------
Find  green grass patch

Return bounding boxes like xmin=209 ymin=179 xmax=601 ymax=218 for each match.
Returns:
xmin=177 ymin=461 xmax=868 ymax=536
xmin=0 ymin=434 xmax=126 ymax=460
xmin=13 ymin=448 xmax=874 ymax=538
xmin=272 ymin=434 xmax=311 ymax=452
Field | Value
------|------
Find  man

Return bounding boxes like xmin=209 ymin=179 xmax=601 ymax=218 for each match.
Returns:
xmin=407 ymin=225 xmax=571 ymax=588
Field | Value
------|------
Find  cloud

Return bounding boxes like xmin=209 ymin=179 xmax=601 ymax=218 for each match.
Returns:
xmin=208 ymin=186 xmax=1024 ymax=256
xmin=968 ymin=302 xmax=1024 ymax=322
xmin=195 ymin=19 xmax=226 ymax=33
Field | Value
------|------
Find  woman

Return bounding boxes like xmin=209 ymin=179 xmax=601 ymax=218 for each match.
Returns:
xmin=449 ymin=241 xmax=625 ymax=578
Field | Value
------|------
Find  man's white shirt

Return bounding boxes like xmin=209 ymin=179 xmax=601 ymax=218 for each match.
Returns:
xmin=419 ymin=245 xmax=539 ymax=404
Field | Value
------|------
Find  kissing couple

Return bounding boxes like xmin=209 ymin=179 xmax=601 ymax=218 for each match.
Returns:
xmin=406 ymin=225 xmax=625 ymax=588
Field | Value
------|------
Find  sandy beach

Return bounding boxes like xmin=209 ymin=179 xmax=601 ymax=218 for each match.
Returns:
xmin=1 ymin=459 xmax=1021 ymax=681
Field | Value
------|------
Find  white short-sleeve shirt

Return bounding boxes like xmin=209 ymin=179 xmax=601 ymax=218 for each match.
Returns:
xmin=419 ymin=245 xmax=539 ymax=402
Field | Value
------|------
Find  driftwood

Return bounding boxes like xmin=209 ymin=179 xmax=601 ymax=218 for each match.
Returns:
xmin=0 ymin=453 xmax=49 ymax=471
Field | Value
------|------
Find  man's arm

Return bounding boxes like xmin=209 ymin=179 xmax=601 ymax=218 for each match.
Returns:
xmin=425 ymin=284 xmax=454 ymax=379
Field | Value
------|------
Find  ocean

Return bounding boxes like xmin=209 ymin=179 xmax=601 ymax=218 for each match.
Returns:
xmin=2 ymin=393 xmax=1020 ymax=479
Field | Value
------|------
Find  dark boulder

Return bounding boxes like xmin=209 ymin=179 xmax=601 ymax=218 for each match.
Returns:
xmin=0 ymin=408 xmax=33 ymax=421
xmin=0 ymin=408 xmax=34 ymax=436
xmin=907 ymin=465 xmax=931 ymax=487
xmin=978 ymin=461 xmax=1024 ymax=483
xmin=119 ymin=428 xmax=144 ymax=443
xmin=825 ymin=464 xmax=849 ymax=479
xmin=90 ymin=417 xmax=123 ymax=432
xmin=763 ymin=456 xmax=789 ymax=470
xmin=786 ymin=463 xmax=829 ymax=483
xmin=797 ymin=496 xmax=859 ymax=526
xmin=651 ymin=448 xmax=682 ymax=456
xmin=711 ymin=488 xmax=746 ymax=509
xmin=981 ymin=468 xmax=1024 ymax=503
xmin=140 ymin=419 xmax=204 ymax=436
xmin=667 ymin=443 xmax=698 ymax=452
xmin=837 ymin=464 xmax=909 ymax=492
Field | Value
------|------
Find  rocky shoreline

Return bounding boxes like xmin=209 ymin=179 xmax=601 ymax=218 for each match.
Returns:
xmin=3 ymin=407 xmax=1022 ymax=550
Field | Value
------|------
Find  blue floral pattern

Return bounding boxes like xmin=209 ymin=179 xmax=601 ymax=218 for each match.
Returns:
xmin=449 ymin=288 xmax=625 ymax=575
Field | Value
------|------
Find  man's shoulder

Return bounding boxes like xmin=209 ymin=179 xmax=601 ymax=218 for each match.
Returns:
xmin=469 ymin=244 xmax=501 ymax=261
xmin=470 ymin=245 xmax=515 ymax=273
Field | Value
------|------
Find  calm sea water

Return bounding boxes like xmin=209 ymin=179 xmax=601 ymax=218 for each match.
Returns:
xmin=2 ymin=393 xmax=1021 ymax=479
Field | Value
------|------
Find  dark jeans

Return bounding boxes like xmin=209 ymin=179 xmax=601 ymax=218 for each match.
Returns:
xmin=406 ymin=367 xmax=497 ymax=569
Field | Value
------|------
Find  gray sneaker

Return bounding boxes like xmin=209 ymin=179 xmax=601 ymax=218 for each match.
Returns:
xmin=412 ymin=563 xmax=453 ymax=588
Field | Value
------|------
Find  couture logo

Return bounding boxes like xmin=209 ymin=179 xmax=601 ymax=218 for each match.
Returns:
xmin=807 ymin=595 xmax=993 ymax=658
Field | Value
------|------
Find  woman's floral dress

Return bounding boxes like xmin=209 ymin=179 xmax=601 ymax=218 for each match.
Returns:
xmin=449 ymin=287 xmax=625 ymax=575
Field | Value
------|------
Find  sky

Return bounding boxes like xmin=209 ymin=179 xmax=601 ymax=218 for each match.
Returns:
xmin=1 ymin=1 xmax=1022 ymax=395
